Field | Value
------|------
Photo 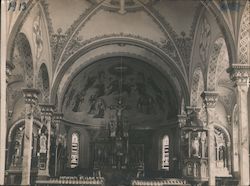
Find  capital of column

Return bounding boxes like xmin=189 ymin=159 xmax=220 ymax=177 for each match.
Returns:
xmin=201 ymin=91 xmax=219 ymax=108
xmin=185 ymin=106 xmax=200 ymax=115
xmin=22 ymin=88 xmax=40 ymax=106
xmin=177 ymin=114 xmax=186 ymax=128
xmin=39 ymin=104 xmax=54 ymax=117
xmin=53 ymin=113 xmax=64 ymax=124
xmin=227 ymin=64 xmax=250 ymax=87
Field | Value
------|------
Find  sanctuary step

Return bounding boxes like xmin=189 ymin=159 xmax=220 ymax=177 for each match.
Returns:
xmin=35 ymin=176 xmax=105 ymax=186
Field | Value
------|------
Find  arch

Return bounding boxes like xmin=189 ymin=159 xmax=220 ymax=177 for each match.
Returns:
xmin=8 ymin=119 xmax=42 ymax=142
xmin=238 ymin=1 xmax=250 ymax=64
xmin=213 ymin=124 xmax=231 ymax=144
xmin=14 ymin=33 xmax=34 ymax=88
xmin=200 ymin=1 xmax=237 ymax=67
xmin=214 ymin=124 xmax=232 ymax=174
xmin=50 ymin=38 xmax=189 ymax=111
xmin=6 ymin=0 xmax=38 ymax=62
xmin=207 ymin=37 xmax=228 ymax=91
xmin=6 ymin=119 xmax=43 ymax=169
xmin=190 ymin=67 xmax=205 ymax=107
xmin=37 ymin=63 xmax=50 ymax=103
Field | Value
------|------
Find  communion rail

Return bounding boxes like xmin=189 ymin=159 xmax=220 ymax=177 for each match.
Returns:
xmin=131 ymin=178 xmax=191 ymax=186
xmin=35 ymin=176 xmax=105 ymax=186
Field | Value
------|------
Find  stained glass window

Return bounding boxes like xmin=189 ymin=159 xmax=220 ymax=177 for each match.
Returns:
xmin=71 ymin=133 xmax=79 ymax=168
xmin=162 ymin=135 xmax=169 ymax=170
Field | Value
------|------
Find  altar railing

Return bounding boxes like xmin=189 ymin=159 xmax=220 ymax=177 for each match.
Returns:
xmin=36 ymin=176 xmax=105 ymax=186
xmin=131 ymin=178 xmax=190 ymax=186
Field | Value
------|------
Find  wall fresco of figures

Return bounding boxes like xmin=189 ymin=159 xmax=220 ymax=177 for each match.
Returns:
xmin=62 ymin=57 xmax=178 ymax=127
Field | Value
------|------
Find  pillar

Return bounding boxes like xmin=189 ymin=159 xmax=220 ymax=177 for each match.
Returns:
xmin=201 ymin=91 xmax=218 ymax=186
xmin=0 ymin=1 xmax=8 ymax=184
xmin=229 ymin=64 xmax=250 ymax=186
xmin=53 ymin=113 xmax=64 ymax=177
xmin=21 ymin=88 xmax=40 ymax=185
xmin=177 ymin=114 xmax=186 ymax=174
xmin=38 ymin=104 xmax=54 ymax=178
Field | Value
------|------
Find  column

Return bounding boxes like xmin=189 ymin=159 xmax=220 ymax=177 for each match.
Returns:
xmin=38 ymin=104 xmax=54 ymax=178
xmin=229 ymin=64 xmax=250 ymax=186
xmin=201 ymin=91 xmax=218 ymax=186
xmin=21 ymin=88 xmax=40 ymax=185
xmin=0 ymin=1 xmax=8 ymax=185
xmin=177 ymin=114 xmax=186 ymax=174
xmin=53 ymin=113 xmax=64 ymax=177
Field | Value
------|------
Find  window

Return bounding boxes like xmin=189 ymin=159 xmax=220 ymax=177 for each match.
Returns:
xmin=162 ymin=135 xmax=169 ymax=170
xmin=71 ymin=133 xmax=79 ymax=168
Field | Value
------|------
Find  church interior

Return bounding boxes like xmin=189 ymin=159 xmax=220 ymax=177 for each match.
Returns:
xmin=1 ymin=0 xmax=250 ymax=186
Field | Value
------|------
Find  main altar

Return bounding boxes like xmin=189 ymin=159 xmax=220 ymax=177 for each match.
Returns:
xmin=92 ymin=98 xmax=145 ymax=185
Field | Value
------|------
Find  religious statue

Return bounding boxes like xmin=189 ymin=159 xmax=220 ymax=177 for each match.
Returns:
xmin=113 ymin=99 xmax=127 ymax=120
xmin=187 ymin=163 xmax=192 ymax=176
xmin=188 ymin=110 xmax=203 ymax=126
xmin=11 ymin=126 xmax=24 ymax=166
xmin=192 ymin=137 xmax=200 ymax=157
xmin=39 ymin=133 xmax=47 ymax=154
xmin=109 ymin=120 xmax=117 ymax=137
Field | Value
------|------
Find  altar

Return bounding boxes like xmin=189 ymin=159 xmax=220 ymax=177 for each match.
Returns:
xmin=91 ymin=98 xmax=145 ymax=185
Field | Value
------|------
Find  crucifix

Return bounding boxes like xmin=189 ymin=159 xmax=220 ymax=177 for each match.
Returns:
xmin=109 ymin=98 xmax=129 ymax=138
xmin=109 ymin=98 xmax=127 ymax=122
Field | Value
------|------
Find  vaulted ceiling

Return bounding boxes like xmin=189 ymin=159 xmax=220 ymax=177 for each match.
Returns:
xmin=6 ymin=0 xmax=248 ymax=126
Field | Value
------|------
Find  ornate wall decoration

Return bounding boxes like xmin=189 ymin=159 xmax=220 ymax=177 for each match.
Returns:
xmin=238 ymin=1 xmax=250 ymax=64
xmin=199 ymin=17 xmax=211 ymax=63
xmin=40 ymin=0 xmax=97 ymax=65
xmin=207 ymin=38 xmax=224 ymax=91
xmin=32 ymin=12 xmax=43 ymax=60
xmin=190 ymin=68 xmax=204 ymax=107
xmin=53 ymin=5 xmax=97 ymax=65
xmin=61 ymin=33 xmax=182 ymax=72
xmin=37 ymin=64 xmax=50 ymax=103
xmin=15 ymin=33 xmax=34 ymax=88
xmin=175 ymin=32 xmax=193 ymax=73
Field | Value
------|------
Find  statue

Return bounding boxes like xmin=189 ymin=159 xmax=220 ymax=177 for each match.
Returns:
xmin=40 ymin=133 xmax=47 ymax=154
xmin=12 ymin=126 xmax=24 ymax=166
xmin=192 ymin=137 xmax=200 ymax=157
xmin=187 ymin=163 xmax=192 ymax=176
xmin=109 ymin=120 xmax=117 ymax=137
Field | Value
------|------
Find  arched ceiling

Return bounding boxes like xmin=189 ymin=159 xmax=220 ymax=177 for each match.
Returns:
xmin=62 ymin=57 xmax=178 ymax=128
xmin=46 ymin=0 xmax=200 ymax=36
xmin=41 ymin=0 xmax=204 ymax=77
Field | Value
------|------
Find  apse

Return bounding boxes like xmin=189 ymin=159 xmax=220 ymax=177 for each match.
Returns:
xmin=61 ymin=56 xmax=178 ymax=128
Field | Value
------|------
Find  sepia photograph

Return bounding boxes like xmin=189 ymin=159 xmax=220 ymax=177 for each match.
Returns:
xmin=0 ymin=0 xmax=250 ymax=185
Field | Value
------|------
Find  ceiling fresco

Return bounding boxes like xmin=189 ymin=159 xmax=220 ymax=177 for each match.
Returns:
xmin=62 ymin=57 xmax=178 ymax=128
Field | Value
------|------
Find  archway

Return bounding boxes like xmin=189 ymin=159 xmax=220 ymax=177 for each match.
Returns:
xmin=13 ymin=33 xmax=34 ymax=88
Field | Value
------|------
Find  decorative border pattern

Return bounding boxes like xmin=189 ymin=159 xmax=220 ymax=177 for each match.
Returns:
xmin=238 ymin=1 xmax=250 ymax=64
xmin=207 ymin=38 xmax=224 ymax=91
